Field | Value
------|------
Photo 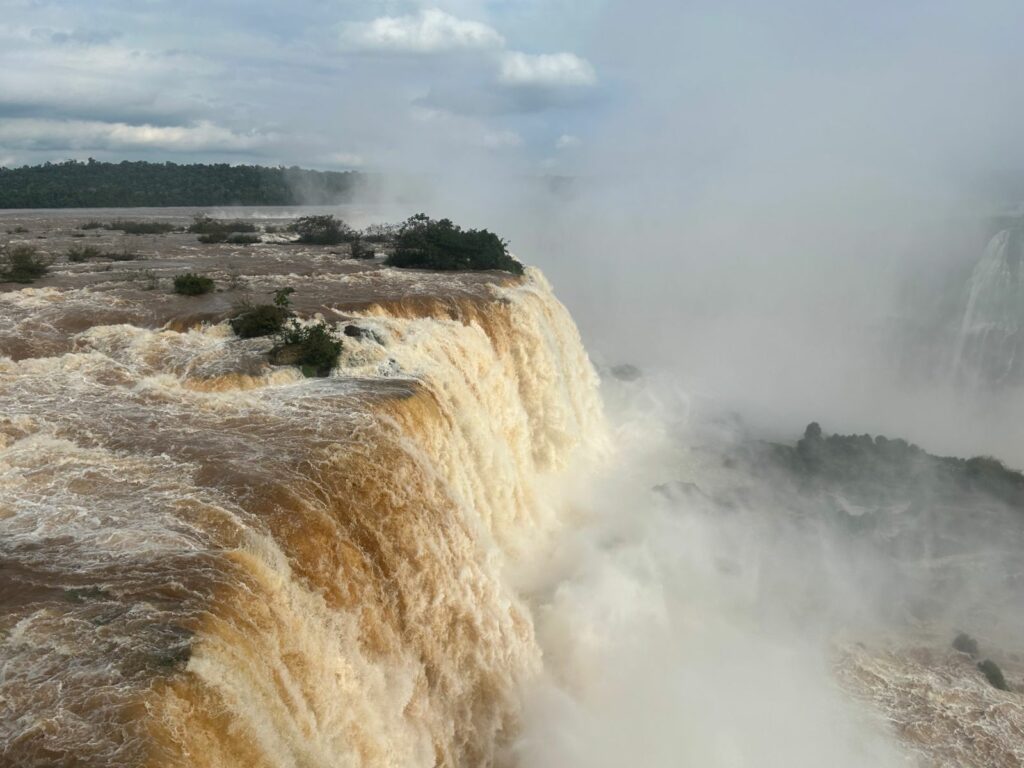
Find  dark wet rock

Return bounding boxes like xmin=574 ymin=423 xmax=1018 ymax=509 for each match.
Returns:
xmin=977 ymin=659 xmax=1009 ymax=691
xmin=268 ymin=343 xmax=304 ymax=367
xmin=267 ymin=341 xmax=333 ymax=377
xmin=154 ymin=643 xmax=192 ymax=670
xmin=653 ymin=481 xmax=705 ymax=501
xmin=343 ymin=324 xmax=372 ymax=339
xmin=953 ymin=632 xmax=979 ymax=657
xmin=611 ymin=363 xmax=642 ymax=381
xmin=268 ymin=344 xmax=332 ymax=377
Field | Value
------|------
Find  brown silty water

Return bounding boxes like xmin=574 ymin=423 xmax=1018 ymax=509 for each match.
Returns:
xmin=836 ymin=640 xmax=1024 ymax=767
xmin=3 ymin=212 xmax=1023 ymax=768
xmin=0 ymin=212 xmax=606 ymax=767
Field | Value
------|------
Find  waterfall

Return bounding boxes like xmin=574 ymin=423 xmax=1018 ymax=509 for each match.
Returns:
xmin=0 ymin=269 xmax=607 ymax=767
xmin=953 ymin=226 xmax=1024 ymax=386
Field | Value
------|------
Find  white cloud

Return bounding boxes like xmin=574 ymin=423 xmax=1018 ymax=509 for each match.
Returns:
xmin=0 ymin=38 xmax=214 ymax=121
xmin=0 ymin=118 xmax=271 ymax=152
xmin=342 ymin=9 xmax=504 ymax=53
xmin=326 ymin=151 xmax=364 ymax=167
xmin=499 ymin=52 xmax=596 ymax=87
xmin=556 ymin=133 xmax=581 ymax=149
xmin=481 ymin=130 xmax=523 ymax=149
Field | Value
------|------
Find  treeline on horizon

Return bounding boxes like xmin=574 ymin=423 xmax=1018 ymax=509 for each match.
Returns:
xmin=0 ymin=159 xmax=364 ymax=208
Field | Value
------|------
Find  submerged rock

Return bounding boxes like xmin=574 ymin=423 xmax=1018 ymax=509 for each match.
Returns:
xmin=977 ymin=659 xmax=1009 ymax=691
xmin=267 ymin=343 xmax=304 ymax=367
xmin=343 ymin=324 xmax=382 ymax=343
xmin=953 ymin=632 xmax=979 ymax=657
xmin=653 ymin=481 xmax=704 ymax=500
xmin=343 ymin=324 xmax=369 ymax=338
xmin=610 ymin=363 xmax=642 ymax=381
xmin=267 ymin=344 xmax=330 ymax=377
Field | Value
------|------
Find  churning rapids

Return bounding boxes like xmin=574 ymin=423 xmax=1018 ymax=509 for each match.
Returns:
xmin=1 ymin=211 xmax=1022 ymax=768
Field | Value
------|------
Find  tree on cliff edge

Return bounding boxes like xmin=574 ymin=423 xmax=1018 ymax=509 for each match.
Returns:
xmin=385 ymin=214 xmax=524 ymax=275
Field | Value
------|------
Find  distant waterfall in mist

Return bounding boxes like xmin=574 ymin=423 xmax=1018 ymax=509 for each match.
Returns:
xmin=953 ymin=224 xmax=1024 ymax=386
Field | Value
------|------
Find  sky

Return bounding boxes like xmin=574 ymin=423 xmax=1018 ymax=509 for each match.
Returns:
xmin=0 ymin=0 xmax=611 ymax=171
xmin=2 ymin=0 xmax=1023 ymax=183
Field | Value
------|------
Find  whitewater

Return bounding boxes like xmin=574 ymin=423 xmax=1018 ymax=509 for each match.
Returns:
xmin=1 ymin=214 xmax=1021 ymax=767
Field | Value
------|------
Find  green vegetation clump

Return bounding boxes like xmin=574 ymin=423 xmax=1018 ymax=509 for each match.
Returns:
xmin=66 ymin=244 xmax=103 ymax=262
xmin=189 ymin=214 xmax=258 ymax=236
xmin=80 ymin=220 xmax=106 ymax=230
xmin=385 ymin=213 xmax=524 ymax=274
xmin=173 ymin=273 xmax=215 ymax=296
xmin=231 ymin=304 xmax=290 ymax=338
xmin=65 ymin=244 xmax=138 ymax=262
xmin=765 ymin=422 xmax=1024 ymax=511
xmin=259 ymin=289 xmax=341 ymax=375
xmin=0 ymin=244 xmax=51 ymax=282
xmin=106 ymin=249 xmax=140 ymax=261
xmin=272 ymin=320 xmax=343 ymax=377
xmin=294 ymin=215 xmax=353 ymax=245
xmin=349 ymin=237 xmax=374 ymax=259
xmin=231 ymin=288 xmax=294 ymax=339
xmin=227 ymin=233 xmax=260 ymax=245
xmin=107 ymin=220 xmax=176 ymax=235
xmin=361 ymin=222 xmax=398 ymax=243
xmin=0 ymin=159 xmax=361 ymax=208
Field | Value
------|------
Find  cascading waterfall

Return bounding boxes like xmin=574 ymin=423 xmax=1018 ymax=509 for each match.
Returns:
xmin=952 ymin=224 xmax=1024 ymax=386
xmin=0 ymin=268 xmax=607 ymax=768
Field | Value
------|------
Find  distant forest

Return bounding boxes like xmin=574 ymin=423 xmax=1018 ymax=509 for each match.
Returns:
xmin=0 ymin=159 xmax=364 ymax=208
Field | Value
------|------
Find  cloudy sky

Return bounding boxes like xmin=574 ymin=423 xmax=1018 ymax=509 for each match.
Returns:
xmin=4 ymin=0 xmax=1024 ymax=458
xmin=0 ymin=0 xmax=614 ymax=171
xmin=3 ymin=0 xmax=1024 ymax=184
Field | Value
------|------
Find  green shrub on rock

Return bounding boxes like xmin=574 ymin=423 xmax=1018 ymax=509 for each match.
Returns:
xmin=385 ymin=213 xmax=523 ymax=274
xmin=108 ymin=220 xmax=176 ymax=235
xmin=349 ymin=236 xmax=374 ymax=259
xmin=294 ymin=215 xmax=352 ymax=245
xmin=66 ymin=244 xmax=103 ymax=262
xmin=189 ymin=214 xmax=257 ymax=235
xmin=269 ymin=320 xmax=342 ymax=377
xmin=173 ymin=273 xmax=215 ymax=296
xmin=0 ymin=244 xmax=52 ymax=283
xmin=230 ymin=304 xmax=290 ymax=338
